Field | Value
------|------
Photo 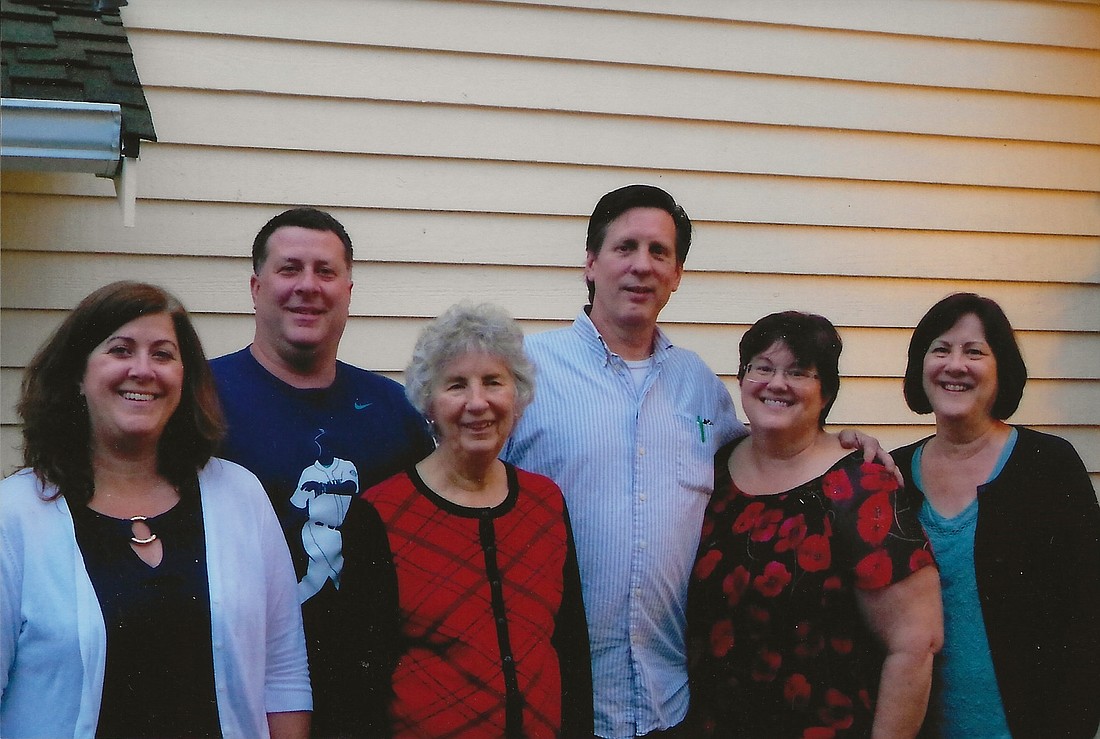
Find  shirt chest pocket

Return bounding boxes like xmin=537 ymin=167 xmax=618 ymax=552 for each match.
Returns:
xmin=674 ymin=413 xmax=715 ymax=496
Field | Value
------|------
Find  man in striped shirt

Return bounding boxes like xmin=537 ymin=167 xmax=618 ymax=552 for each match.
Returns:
xmin=504 ymin=185 xmax=747 ymax=737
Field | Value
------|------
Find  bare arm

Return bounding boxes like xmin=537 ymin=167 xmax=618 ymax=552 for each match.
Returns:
xmin=267 ymin=710 xmax=310 ymax=739
xmin=838 ymin=429 xmax=902 ymax=483
xmin=856 ymin=566 xmax=943 ymax=739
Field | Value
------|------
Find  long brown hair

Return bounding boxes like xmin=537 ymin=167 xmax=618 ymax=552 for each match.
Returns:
xmin=18 ymin=281 xmax=225 ymax=503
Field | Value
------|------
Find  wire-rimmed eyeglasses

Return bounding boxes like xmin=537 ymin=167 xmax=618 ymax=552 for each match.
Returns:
xmin=743 ymin=363 xmax=820 ymax=385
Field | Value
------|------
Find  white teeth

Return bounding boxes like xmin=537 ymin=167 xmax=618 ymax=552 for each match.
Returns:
xmin=762 ymin=398 xmax=792 ymax=407
xmin=121 ymin=392 xmax=155 ymax=401
xmin=942 ymin=384 xmax=969 ymax=392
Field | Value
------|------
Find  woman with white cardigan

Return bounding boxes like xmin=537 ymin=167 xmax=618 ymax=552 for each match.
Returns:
xmin=0 ymin=281 xmax=311 ymax=739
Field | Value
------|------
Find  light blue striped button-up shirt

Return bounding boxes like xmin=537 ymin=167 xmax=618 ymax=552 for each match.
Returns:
xmin=504 ymin=311 xmax=746 ymax=738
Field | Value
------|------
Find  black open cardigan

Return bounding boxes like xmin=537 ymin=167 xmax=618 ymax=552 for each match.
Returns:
xmin=894 ymin=426 xmax=1099 ymax=739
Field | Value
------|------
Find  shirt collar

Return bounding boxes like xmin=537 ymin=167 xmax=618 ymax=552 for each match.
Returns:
xmin=570 ymin=308 xmax=675 ymax=366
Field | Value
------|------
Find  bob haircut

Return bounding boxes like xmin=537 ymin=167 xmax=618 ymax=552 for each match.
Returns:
xmin=405 ymin=302 xmax=535 ymax=426
xmin=251 ymin=206 xmax=354 ymax=273
xmin=903 ymin=293 xmax=1027 ymax=419
xmin=584 ymin=184 xmax=692 ymax=304
xmin=738 ymin=311 xmax=843 ymax=428
xmin=18 ymin=281 xmax=225 ymax=503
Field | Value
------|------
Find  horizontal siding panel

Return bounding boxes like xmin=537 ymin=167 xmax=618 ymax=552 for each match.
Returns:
xmin=5 ymin=311 xmax=1097 ymax=383
xmin=670 ymin=273 xmax=1100 ymax=333
xmin=0 ymin=311 xmax=427 ymax=372
xmin=121 ymin=0 xmax=1100 ymax=96
xmin=5 ymin=147 xmax=1100 ymax=235
xmin=4 ymin=194 xmax=1097 ymax=285
xmin=1 ymin=426 xmax=22 ymax=477
xmin=667 ymin=324 xmax=1100 ymax=382
xmin=494 ymin=0 xmax=1100 ymax=51
xmin=125 ymin=33 xmax=1100 ymax=145
xmin=3 ymin=251 xmax=1098 ymax=332
xmin=143 ymin=89 xmax=1100 ymax=192
xmin=0 ymin=370 xmax=19 ymax=425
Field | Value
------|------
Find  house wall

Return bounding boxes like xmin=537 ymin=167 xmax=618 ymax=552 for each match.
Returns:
xmin=2 ymin=0 xmax=1098 ymax=491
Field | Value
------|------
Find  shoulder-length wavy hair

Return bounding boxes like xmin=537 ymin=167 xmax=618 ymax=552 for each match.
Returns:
xmin=18 ymin=281 xmax=225 ymax=503
xmin=903 ymin=292 xmax=1027 ymax=420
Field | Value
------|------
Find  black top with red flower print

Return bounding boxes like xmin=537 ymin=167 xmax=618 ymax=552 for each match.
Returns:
xmin=687 ymin=438 xmax=934 ymax=738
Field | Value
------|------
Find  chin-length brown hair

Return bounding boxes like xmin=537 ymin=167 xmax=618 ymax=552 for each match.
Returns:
xmin=18 ymin=281 xmax=225 ymax=503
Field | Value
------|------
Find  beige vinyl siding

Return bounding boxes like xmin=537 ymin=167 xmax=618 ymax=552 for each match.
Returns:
xmin=1 ymin=0 xmax=1098 ymax=493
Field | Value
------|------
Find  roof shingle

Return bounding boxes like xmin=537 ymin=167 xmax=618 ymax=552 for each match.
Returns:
xmin=1 ymin=0 xmax=156 ymax=153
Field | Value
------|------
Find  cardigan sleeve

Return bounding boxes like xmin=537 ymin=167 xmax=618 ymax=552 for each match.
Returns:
xmin=333 ymin=494 xmax=400 ymax=738
xmin=1045 ymin=438 xmax=1100 ymax=738
xmin=552 ymin=502 xmax=594 ymax=737
xmin=258 ymin=474 xmax=313 ymax=714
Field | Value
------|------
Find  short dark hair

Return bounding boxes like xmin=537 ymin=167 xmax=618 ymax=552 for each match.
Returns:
xmin=251 ymin=207 xmax=354 ymax=273
xmin=585 ymin=184 xmax=692 ymax=303
xmin=738 ymin=311 xmax=843 ymax=427
xmin=903 ymin=293 xmax=1027 ymax=419
xmin=18 ymin=281 xmax=225 ymax=504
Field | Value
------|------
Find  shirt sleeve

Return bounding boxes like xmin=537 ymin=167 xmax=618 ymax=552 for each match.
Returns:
xmin=553 ymin=502 xmax=594 ymax=737
xmin=334 ymin=494 xmax=400 ymax=737
xmin=824 ymin=458 xmax=935 ymax=591
xmin=709 ymin=371 xmax=747 ymax=448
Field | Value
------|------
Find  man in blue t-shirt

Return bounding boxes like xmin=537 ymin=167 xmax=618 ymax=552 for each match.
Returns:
xmin=210 ymin=207 xmax=432 ymax=738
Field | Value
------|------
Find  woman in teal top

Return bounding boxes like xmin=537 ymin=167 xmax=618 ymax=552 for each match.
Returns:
xmin=892 ymin=293 xmax=1099 ymax=739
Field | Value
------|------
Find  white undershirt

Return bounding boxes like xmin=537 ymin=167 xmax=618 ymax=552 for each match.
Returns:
xmin=623 ymin=356 xmax=653 ymax=393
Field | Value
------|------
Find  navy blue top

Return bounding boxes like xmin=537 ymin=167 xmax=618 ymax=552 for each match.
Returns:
xmin=210 ymin=346 xmax=433 ymax=736
xmin=72 ymin=483 xmax=220 ymax=738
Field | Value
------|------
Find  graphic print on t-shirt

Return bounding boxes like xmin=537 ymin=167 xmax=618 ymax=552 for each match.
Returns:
xmin=289 ymin=429 xmax=359 ymax=602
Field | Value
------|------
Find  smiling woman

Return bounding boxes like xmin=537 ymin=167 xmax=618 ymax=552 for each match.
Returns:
xmin=80 ymin=312 xmax=185 ymax=462
xmin=893 ymin=293 xmax=1100 ymax=738
xmin=336 ymin=302 xmax=593 ymax=738
xmin=0 ymin=281 xmax=311 ymax=739
xmin=687 ymin=311 xmax=943 ymax=738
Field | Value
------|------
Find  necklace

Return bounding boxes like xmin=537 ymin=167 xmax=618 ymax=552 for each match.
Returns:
xmin=88 ymin=478 xmax=178 ymax=546
xmin=128 ymin=515 xmax=157 ymax=545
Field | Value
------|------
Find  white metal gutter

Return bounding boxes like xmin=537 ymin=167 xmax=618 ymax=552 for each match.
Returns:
xmin=1 ymin=97 xmax=122 ymax=175
xmin=1 ymin=97 xmax=140 ymax=225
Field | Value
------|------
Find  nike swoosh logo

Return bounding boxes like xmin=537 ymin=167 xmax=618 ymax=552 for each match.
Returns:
xmin=354 ymin=402 xmax=372 ymax=410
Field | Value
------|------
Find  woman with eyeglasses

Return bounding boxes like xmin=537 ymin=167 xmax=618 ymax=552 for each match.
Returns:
xmin=892 ymin=293 xmax=1099 ymax=739
xmin=687 ymin=311 xmax=943 ymax=737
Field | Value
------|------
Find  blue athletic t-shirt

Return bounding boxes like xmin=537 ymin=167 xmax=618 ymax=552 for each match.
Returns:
xmin=209 ymin=346 xmax=432 ymax=734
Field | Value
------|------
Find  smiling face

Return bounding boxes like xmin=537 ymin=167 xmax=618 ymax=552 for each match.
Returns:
xmin=250 ymin=225 xmax=353 ymax=370
xmin=81 ymin=312 xmax=184 ymax=453
xmin=429 ymin=352 xmax=518 ymax=463
xmin=585 ymin=207 xmax=684 ymax=340
xmin=740 ymin=342 xmax=827 ymax=436
xmin=922 ymin=312 xmax=999 ymax=423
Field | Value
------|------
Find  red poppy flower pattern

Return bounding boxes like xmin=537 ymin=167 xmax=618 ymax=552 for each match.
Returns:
xmin=687 ymin=447 xmax=934 ymax=737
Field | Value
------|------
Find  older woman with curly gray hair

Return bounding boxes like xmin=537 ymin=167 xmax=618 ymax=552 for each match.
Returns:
xmin=337 ymin=302 xmax=592 ymax=738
